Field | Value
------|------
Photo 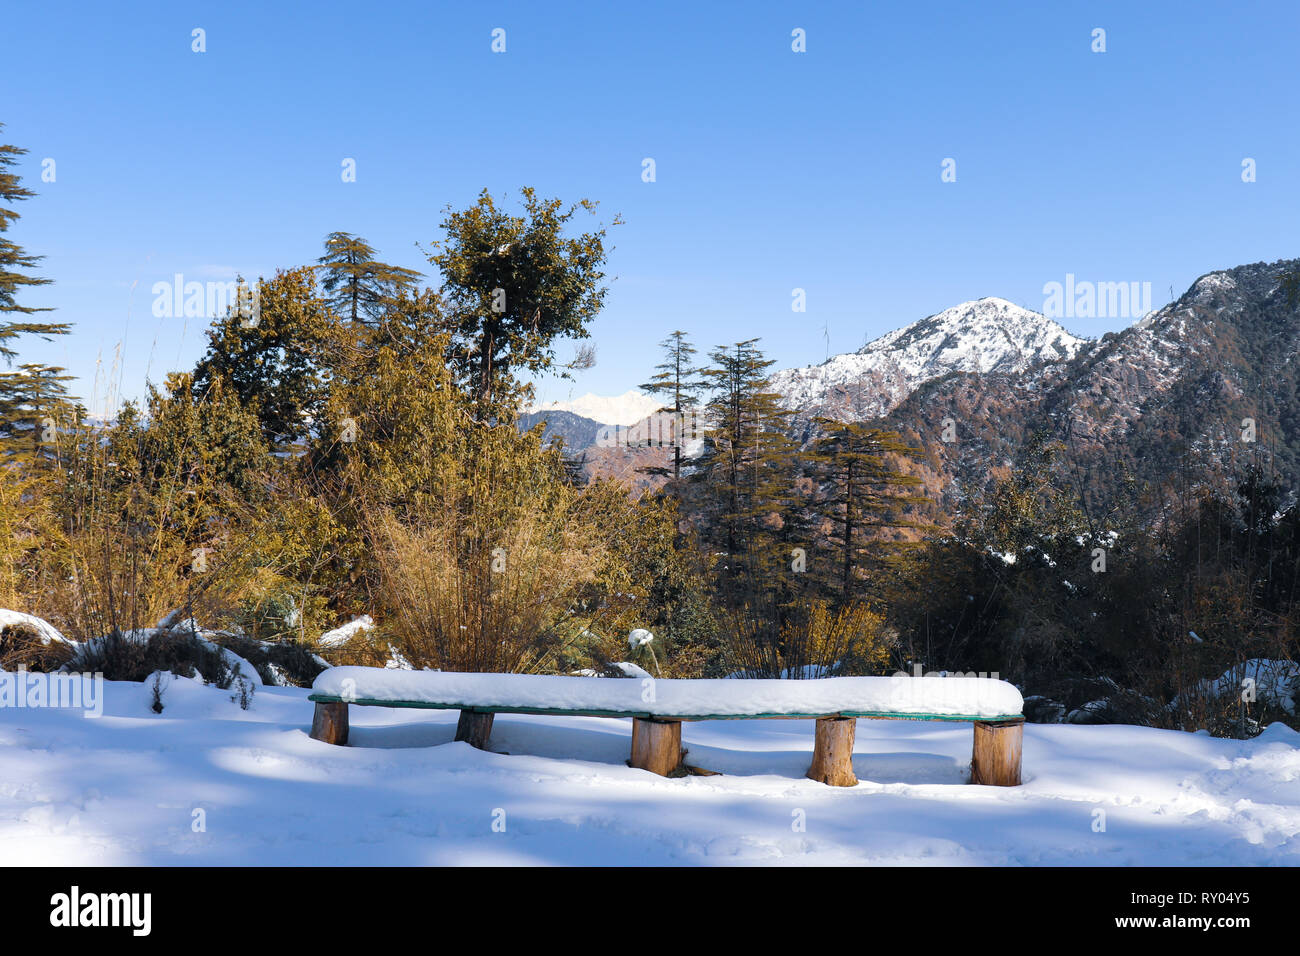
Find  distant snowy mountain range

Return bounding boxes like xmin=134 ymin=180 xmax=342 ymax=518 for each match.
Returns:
xmin=524 ymin=261 xmax=1300 ymax=515
xmin=774 ymin=262 xmax=1300 ymax=507
xmin=528 ymin=388 xmax=662 ymax=427
xmin=528 ymin=296 xmax=1092 ymax=436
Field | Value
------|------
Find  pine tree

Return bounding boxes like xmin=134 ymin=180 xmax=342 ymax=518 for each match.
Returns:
xmin=0 ymin=363 xmax=76 ymax=463
xmin=0 ymin=125 xmax=73 ymax=460
xmin=640 ymin=331 xmax=704 ymax=480
xmin=803 ymin=419 xmax=926 ymax=601
xmin=694 ymin=339 xmax=798 ymax=587
xmin=316 ymin=232 xmax=422 ymax=327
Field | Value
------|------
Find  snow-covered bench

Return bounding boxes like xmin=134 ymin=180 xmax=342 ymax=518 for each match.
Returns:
xmin=307 ymin=668 xmax=1026 ymax=786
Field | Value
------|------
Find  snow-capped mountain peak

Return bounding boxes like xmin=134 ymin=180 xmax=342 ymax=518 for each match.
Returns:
xmin=529 ymin=388 xmax=661 ymax=427
xmin=771 ymin=297 xmax=1087 ymax=421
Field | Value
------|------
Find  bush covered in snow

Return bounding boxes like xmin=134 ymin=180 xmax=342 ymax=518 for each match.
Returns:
xmin=0 ymin=609 xmax=76 ymax=671
xmin=5 ymin=607 xmax=331 ymax=690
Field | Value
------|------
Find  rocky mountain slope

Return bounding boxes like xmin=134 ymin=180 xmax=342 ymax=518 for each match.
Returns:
xmin=517 ymin=409 xmax=607 ymax=451
xmin=878 ymin=259 xmax=1300 ymax=515
xmin=772 ymin=297 xmax=1088 ymax=425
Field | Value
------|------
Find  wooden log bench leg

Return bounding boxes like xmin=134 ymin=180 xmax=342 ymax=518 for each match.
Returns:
xmin=807 ymin=716 xmax=858 ymax=787
xmin=971 ymin=718 xmax=1023 ymax=786
xmin=629 ymin=718 xmax=683 ymax=776
xmin=310 ymin=701 xmax=349 ymax=745
xmin=455 ymin=709 xmax=495 ymax=750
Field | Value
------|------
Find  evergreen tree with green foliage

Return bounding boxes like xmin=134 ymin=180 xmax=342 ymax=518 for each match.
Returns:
xmin=192 ymin=267 xmax=342 ymax=450
xmin=0 ymin=363 xmax=76 ymax=463
xmin=429 ymin=188 xmax=613 ymax=412
xmin=0 ymin=125 xmax=73 ymax=460
xmin=640 ymin=330 xmax=704 ymax=480
xmin=980 ymin=433 xmax=1090 ymax=555
xmin=694 ymin=339 xmax=798 ymax=586
xmin=316 ymin=232 xmax=423 ymax=327
xmin=803 ymin=419 xmax=926 ymax=601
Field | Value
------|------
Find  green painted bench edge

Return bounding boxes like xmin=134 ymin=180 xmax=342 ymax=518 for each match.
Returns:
xmin=307 ymin=693 xmax=1022 ymax=723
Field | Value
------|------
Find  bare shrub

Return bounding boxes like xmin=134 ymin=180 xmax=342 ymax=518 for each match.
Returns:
xmin=150 ymin=671 xmax=168 ymax=713
xmin=367 ymin=491 xmax=624 ymax=673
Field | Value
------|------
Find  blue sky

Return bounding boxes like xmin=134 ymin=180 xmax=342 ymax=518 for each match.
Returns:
xmin=3 ymin=0 xmax=1298 ymax=412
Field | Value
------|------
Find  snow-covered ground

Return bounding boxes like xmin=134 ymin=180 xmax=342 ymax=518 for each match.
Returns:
xmin=1 ymin=675 xmax=1297 ymax=866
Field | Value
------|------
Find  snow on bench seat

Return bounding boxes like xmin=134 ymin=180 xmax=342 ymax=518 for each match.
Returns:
xmin=309 ymin=667 xmax=1024 ymax=721
xmin=307 ymin=668 xmax=1026 ymax=785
